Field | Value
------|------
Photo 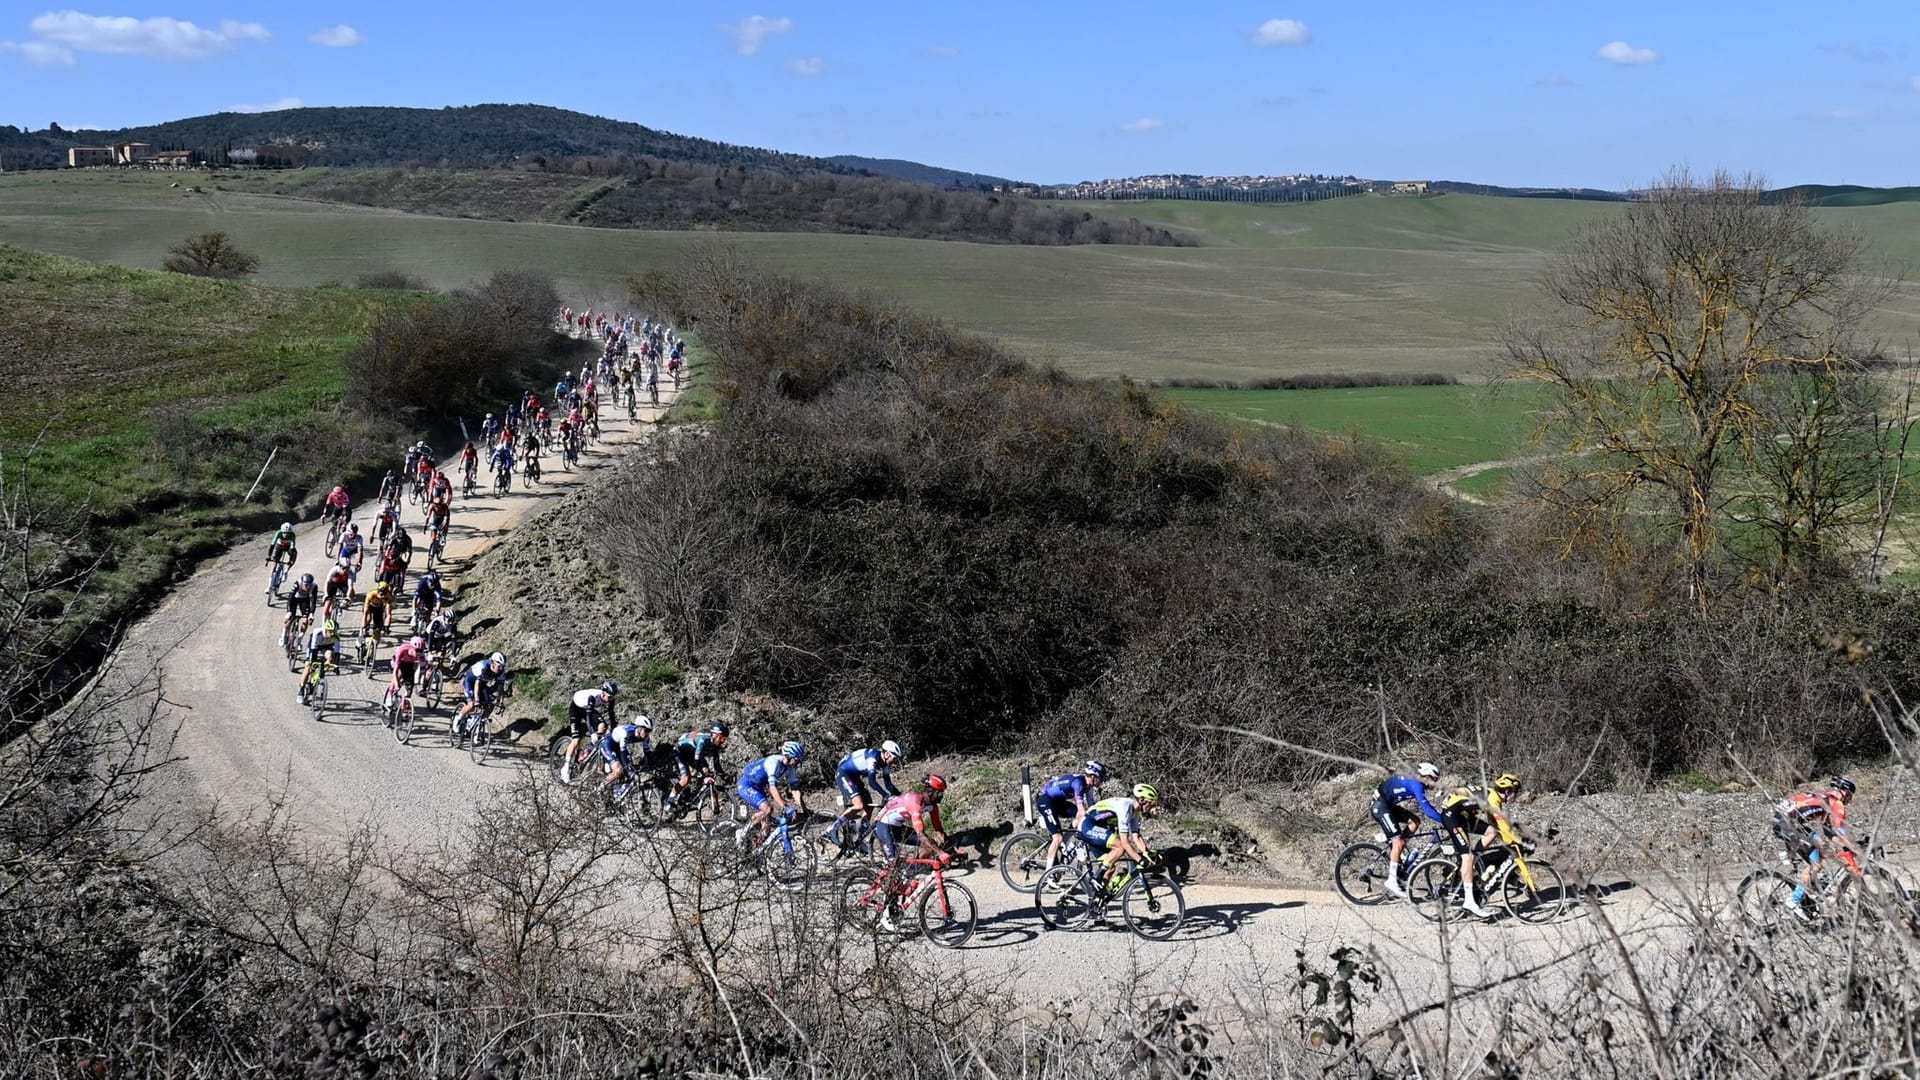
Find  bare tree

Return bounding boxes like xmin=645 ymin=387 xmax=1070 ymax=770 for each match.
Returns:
xmin=1503 ymin=168 xmax=1892 ymax=609
xmin=163 ymin=230 xmax=261 ymax=279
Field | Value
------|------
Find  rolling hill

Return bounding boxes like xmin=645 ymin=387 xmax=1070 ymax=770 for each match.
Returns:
xmin=826 ymin=155 xmax=1019 ymax=189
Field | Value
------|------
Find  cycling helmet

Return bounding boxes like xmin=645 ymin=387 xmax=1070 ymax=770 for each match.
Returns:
xmin=1492 ymin=772 xmax=1522 ymax=794
xmin=711 ymin=721 xmax=730 ymax=737
xmin=1084 ymin=760 xmax=1109 ymax=780
xmin=347 ymin=523 xmax=360 ymax=534
xmin=484 ymin=413 xmax=493 ymax=419
xmin=925 ymin=773 xmax=949 ymax=795
xmin=300 ymin=573 xmax=314 ymax=586
xmin=322 ymin=619 xmax=339 ymax=634
xmin=1132 ymin=783 xmax=1160 ymax=804
xmin=633 ymin=713 xmax=653 ymax=730
xmin=1830 ymin=775 xmax=1858 ymax=796
xmin=780 ymin=740 xmax=806 ymax=762
xmin=279 ymin=522 xmax=292 ymax=531
xmin=601 ymin=680 xmax=620 ymax=696
xmin=1416 ymin=762 xmax=1441 ymax=781
xmin=880 ymin=739 xmax=903 ymax=759
xmin=489 ymin=651 xmax=506 ymax=667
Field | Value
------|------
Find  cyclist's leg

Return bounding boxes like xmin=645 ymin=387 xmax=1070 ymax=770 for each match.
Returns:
xmin=1039 ymin=800 xmax=1066 ymax=865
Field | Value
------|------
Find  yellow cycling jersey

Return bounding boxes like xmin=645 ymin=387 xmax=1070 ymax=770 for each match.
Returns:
xmin=364 ymin=589 xmax=393 ymax=611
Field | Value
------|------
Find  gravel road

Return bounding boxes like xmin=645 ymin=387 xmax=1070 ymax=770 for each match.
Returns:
xmin=86 ymin=375 xmax=1758 ymax=1015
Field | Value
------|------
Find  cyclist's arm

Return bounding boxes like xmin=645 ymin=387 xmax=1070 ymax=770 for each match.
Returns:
xmin=1413 ymin=788 xmax=1443 ymax=823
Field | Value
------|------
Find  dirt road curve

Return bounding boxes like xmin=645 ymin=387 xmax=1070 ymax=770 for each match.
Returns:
xmin=95 ymin=378 xmax=1675 ymax=1008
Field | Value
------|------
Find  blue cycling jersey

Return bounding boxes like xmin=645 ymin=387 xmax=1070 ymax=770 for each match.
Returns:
xmin=1376 ymin=775 xmax=1443 ymax=823
xmin=836 ymin=748 xmax=899 ymax=796
xmin=740 ymin=754 xmax=795 ymax=792
xmin=1041 ymin=773 xmax=1093 ymax=805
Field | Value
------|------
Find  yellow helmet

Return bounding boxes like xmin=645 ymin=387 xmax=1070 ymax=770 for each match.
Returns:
xmin=1492 ymin=772 xmax=1522 ymax=794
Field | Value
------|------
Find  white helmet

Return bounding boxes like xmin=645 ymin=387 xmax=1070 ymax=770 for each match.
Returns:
xmin=633 ymin=713 xmax=653 ymax=730
xmin=1416 ymin=762 xmax=1441 ymax=781
xmin=880 ymin=740 xmax=902 ymax=758
xmin=489 ymin=651 xmax=506 ymax=669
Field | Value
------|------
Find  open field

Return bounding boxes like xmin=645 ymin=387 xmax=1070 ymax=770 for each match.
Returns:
xmin=10 ymin=172 xmax=1915 ymax=383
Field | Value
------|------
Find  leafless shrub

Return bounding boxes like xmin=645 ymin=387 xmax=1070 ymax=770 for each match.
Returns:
xmin=163 ymin=230 xmax=260 ymax=278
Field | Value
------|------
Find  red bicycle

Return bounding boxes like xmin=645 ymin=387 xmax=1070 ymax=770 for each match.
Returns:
xmin=838 ymin=850 xmax=977 ymax=948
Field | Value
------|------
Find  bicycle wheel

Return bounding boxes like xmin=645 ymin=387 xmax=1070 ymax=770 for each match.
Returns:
xmin=468 ymin=719 xmax=490 ymax=764
xmin=1332 ymin=842 xmax=1394 ymax=906
xmin=1034 ymin=865 xmax=1099 ymax=931
xmin=1501 ymin=860 xmax=1569 ymax=924
xmin=839 ymin=868 xmax=887 ymax=932
xmin=311 ymin=678 xmax=328 ymax=720
xmin=1120 ymin=871 xmax=1186 ymax=941
xmin=998 ymin=830 xmax=1053 ymax=894
xmin=620 ymin=780 xmax=663 ymax=831
xmin=1408 ymin=859 xmax=1460 ymax=923
xmin=918 ymin=879 xmax=978 ymax=948
xmin=393 ymin=697 xmax=413 ymax=745
xmin=1736 ymin=868 xmax=1802 ymax=930
xmin=762 ymin=828 xmax=817 ymax=892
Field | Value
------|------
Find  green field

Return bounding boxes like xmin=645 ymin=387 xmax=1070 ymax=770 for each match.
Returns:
xmin=8 ymin=171 xmax=1911 ymax=385
xmin=1166 ymin=384 xmax=1546 ymax=475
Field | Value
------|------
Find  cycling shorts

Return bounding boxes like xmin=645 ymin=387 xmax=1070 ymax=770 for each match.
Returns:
xmin=873 ymin=820 xmax=915 ymax=860
xmin=462 ymin=677 xmax=496 ymax=705
xmin=567 ymin=701 xmax=596 ymax=737
xmin=598 ymin=738 xmax=631 ymax=768
xmin=835 ymin=769 xmax=873 ymax=805
xmin=674 ymin=743 xmax=708 ymax=779
xmin=394 ymin=661 xmax=418 ymax=686
xmin=366 ymin=607 xmax=389 ymax=633
xmin=1038 ymin=795 xmax=1079 ymax=836
xmin=306 ymin=644 xmax=335 ymax=662
xmin=287 ymin=592 xmax=316 ymax=617
xmin=736 ymin=780 xmax=772 ymax=813
xmin=1370 ymin=799 xmax=1419 ymax=839
xmin=1773 ymin=815 xmax=1821 ymax=862
xmin=325 ymin=578 xmax=350 ymax=600
xmin=1078 ymin=822 xmax=1116 ymax=852
xmin=1439 ymin=805 xmax=1483 ymax=855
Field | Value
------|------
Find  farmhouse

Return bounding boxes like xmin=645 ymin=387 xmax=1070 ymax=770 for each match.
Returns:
xmin=1389 ymin=180 xmax=1432 ymax=195
xmin=66 ymin=147 xmax=114 ymax=167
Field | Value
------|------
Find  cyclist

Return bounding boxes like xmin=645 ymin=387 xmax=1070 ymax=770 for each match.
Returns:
xmin=560 ymin=680 xmax=621 ymax=783
xmin=413 ymin=451 xmax=435 ymax=498
xmin=480 ymin=413 xmax=500 ymax=448
xmin=1440 ymin=772 xmax=1522 ymax=918
xmin=376 ymin=469 xmax=400 ymax=506
xmin=297 ymin=618 xmax=342 ymax=701
xmin=870 ymin=774 xmax=951 ymax=931
xmin=599 ymin=713 xmax=653 ymax=793
xmin=337 ymin=522 xmax=365 ymax=571
xmin=460 ymin=441 xmax=478 ymax=483
xmin=489 ymin=440 xmax=514 ymax=487
xmin=425 ymin=497 xmax=451 ymax=547
xmin=322 ymin=484 xmax=349 ymax=525
xmin=823 ymin=741 xmax=903 ymax=852
xmin=264 ymin=521 xmax=298 ymax=571
xmin=668 ymin=722 xmax=730 ymax=811
xmin=362 ymin=580 xmax=394 ymax=645
xmin=735 ymin=740 xmax=808 ymax=847
xmin=412 ymin=570 xmax=445 ymax=627
xmin=1039 ymin=761 xmax=1109 ymax=870
xmin=1775 ymin=775 xmax=1859 ymax=918
xmin=1373 ymin=762 xmax=1445 ymax=897
xmin=323 ymin=560 xmax=353 ymax=606
xmin=1079 ymin=783 xmax=1164 ymax=892
xmin=424 ymin=608 xmax=458 ymax=666
xmin=283 ymin=572 xmax=318 ymax=643
xmin=387 ymin=635 xmax=425 ymax=707
xmin=430 ymin=469 xmax=452 ymax=504
xmin=373 ymin=503 xmax=397 ymax=548
xmin=453 ymin=652 xmax=509 ymax=736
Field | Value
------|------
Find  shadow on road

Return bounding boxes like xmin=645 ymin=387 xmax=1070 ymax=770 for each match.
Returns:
xmin=1174 ymin=900 xmax=1304 ymax=940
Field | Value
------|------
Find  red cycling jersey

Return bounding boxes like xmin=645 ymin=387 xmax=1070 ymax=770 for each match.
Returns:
xmin=325 ymin=487 xmax=349 ymax=510
xmin=391 ymin=641 xmax=424 ymax=666
xmin=876 ymin=791 xmax=944 ymax=833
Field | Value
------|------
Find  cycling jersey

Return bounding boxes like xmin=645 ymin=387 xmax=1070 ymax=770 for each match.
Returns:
xmin=1084 ymin=797 xmax=1144 ymax=835
xmin=1377 ymin=775 xmax=1442 ymax=819
xmin=338 ymin=533 xmax=363 ymax=559
xmin=834 ymin=748 xmax=899 ymax=801
xmin=567 ymin=688 xmax=611 ymax=737
xmin=1042 ymin=773 xmax=1095 ymax=806
xmin=736 ymin=753 xmax=796 ymax=813
xmin=874 ymin=792 xmax=944 ymax=856
xmin=599 ymin=723 xmax=649 ymax=765
xmin=1777 ymin=791 xmax=1848 ymax=833
xmin=364 ymin=589 xmax=392 ymax=611
xmin=286 ymin=582 xmax=318 ymax=616
xmin=266 ymin=533 xmax=296 ymax=561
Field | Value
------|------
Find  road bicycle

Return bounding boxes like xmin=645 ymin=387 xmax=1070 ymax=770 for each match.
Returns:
xmin=461 ymin=464 xmax=478 ymax=498
xmin=547 ymin=730 xmax=606 ymax=786
xmin=493 ymin=466 xmax=511 ymax=496
xmin=1738 ymin=839 xmax=1916 ymax=932
xmin=280 ymin=614 xmax=310 ymax=672
xmin=296 ymin=656 xmax=336 ymax=718
xmin=324 ymin=515 xmax=345 ymax=558
xmin=737 ymin=808 xmax=818 ymax=892
xmin=1333 ymin=826 xmax=1448 ymax=906
xmin=659 ymin=772 xmax=729 ymax=831
xmin=453 ymin=702 xmax=498 ymax=763
xmin=839 ymin=850 xmax=977 ymax=948
xmin=1408 ymin=838 xmax=1569 ymax=924
xmin=265 ymin=559 xmax=289 ymax=605
xmin=420 ymin=655 xmax=449 ymax=708
xmin=1034 ymin=855 xmax=1186 ymax=941
xmin=426 ymin=526 xmax=446 ymax=569
xmin=999 ymin=828 xmax=1095 ymax=894
xmin=358 ymin=624 xmax=386 ymax=676
xmin=524 ymin=453 xmax=541 ymax=488
xmin=382 ymin=678 xmax=416 ymax=744
xmin=820 ymin=809 xmax=883 ymax=864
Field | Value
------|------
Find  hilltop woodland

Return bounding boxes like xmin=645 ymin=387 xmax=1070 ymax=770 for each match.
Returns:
xmin=8 ymin=177 xmax=1920 ymax=1077
xmin=285 ymin=162 xmax=1188 ymax=245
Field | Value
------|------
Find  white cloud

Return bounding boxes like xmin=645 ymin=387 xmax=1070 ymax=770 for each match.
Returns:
xmin=784 ymin=55 xmax=823 ymax=76
xmin=229 ymin=96 xmax=303 ymax=113
xmin=1120 ymin=117 xmax=1164 ymax=134
xmin=720 ymin=14 xmax=791 ymax=56
xmin=1596 ymin=41 xmax=1658 ymax=66
xmin=1251 ymin=18 xmax=1310 ymax=47
xmin=919 ymin=45 xmax=957 ymax=58
xmin=0 ymin=39 xmax=74 ymax=64
xmin=14 ymin=12 xmax=270 ymax=61
xmin=308 ymin=24 xmax=360 ymax=47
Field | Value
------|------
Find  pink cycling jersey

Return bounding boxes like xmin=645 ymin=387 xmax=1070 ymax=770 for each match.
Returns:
xmin=325 ymin=487 xmax=349 ymax=509
xmin=876 ymin=791 xmax=944 ymax=832
xmin=391 ymin=641 xmax=424 ymax=666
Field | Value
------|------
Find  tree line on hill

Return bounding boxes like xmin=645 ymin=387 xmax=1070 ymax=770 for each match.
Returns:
xmin=292 ymin=160 xmax=1192 ymax=246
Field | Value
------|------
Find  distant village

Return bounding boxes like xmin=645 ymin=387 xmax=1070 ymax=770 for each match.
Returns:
xmin=64 ymin=142 xmax=198 ymax=168
xmin=1031 ymin=174 xmax=1430 ymax=201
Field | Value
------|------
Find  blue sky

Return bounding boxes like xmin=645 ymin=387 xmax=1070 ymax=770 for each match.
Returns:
xmin=2 ymin=2 xmax=1916 ymax=187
